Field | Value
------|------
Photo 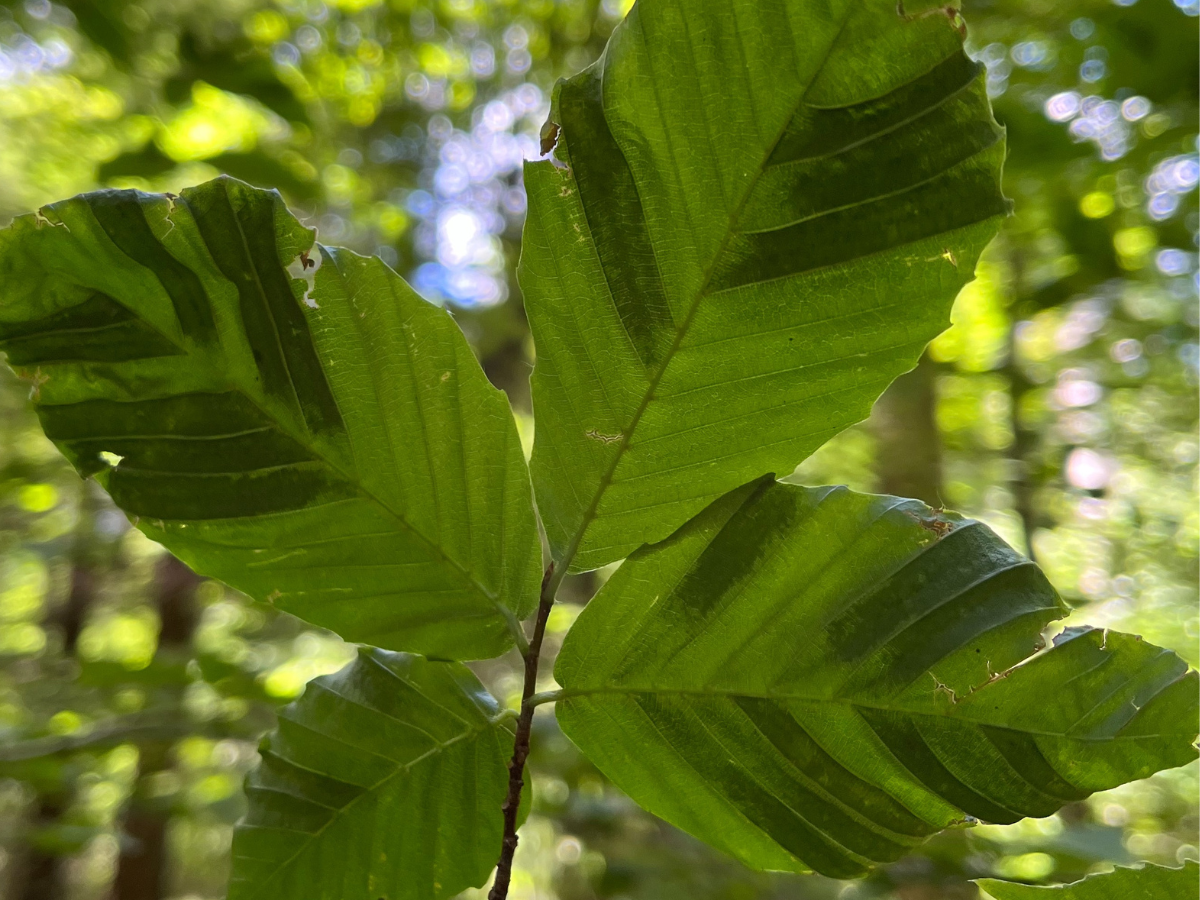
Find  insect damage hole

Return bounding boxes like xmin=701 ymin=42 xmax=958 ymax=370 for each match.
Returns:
xmin=586 ymin=428 xmax=622 ymax=444
xmin=288 ymin=248 xmax=322 ymax=308
xmin=540 ymin=120 xmax=560 ymax=156
xmin=21 ymin=367 xmax=51 ymax=399
xmin=158 ymin=193 xmax=180 ymax=240
xmin=32 ymin=208 xmax=70 ymax=231
xmin=930 ymin=673 xmax=958 ymax=703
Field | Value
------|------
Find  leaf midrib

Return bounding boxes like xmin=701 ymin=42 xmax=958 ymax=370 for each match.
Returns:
xmin=550 ymin=7 xmax=854 ymax=572
xmin=240 ymin=654 xmax=506 ymax=899
xmin=241 ymin=718 xmax=492 ymax=899
xmin=241 ymin=391 xmax=505 ymax=608
xmin=171 ymin=203 xmax=507 ymax=620
xmin=552 ymin=686 xmax=1187 ymax=741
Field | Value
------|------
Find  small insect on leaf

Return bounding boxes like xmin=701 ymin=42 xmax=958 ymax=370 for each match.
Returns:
xmin=906 ymin=509 xmax=954 ymax=539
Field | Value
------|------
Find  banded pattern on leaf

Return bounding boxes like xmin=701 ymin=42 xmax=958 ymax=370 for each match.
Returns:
xmin=0 ymin=177 xmax=540 ymax=659
xmin=231 ymin=649 xmax=516 ymax=900
xmin=978 ymin=861 xmax=1198 ymax=899
xmin=522 ymin=0 xmax=1010 ymax=571
xmin=554 ymin=481 xmax=1199 ymax=877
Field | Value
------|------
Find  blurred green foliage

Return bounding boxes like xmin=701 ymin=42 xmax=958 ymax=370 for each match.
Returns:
xmin=0 ymin=0 xmax=1195 ymax=898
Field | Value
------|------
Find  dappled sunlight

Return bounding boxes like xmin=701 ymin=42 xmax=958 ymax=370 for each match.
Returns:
xmin=158 ymin=83 xmax=288 ymax=163
xmin=0 ymin=0 xmax=1194 ymax=898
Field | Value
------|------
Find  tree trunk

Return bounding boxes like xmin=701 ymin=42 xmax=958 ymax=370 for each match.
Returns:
xmin=15 ymin=798 xmax=66 ymax=900
xmin=111 ymin=806 xmax=169 ymax=900
xmin=111 ymin=555 xmax=202 ymax=900
xmin=1005 ymin=353 xmax=1040 ymax=560
xmin=1004 ymin=246 xmax=1040 ymax=560
xmin=14 ymin=485 xmax=103 ymax=900
xmin=58 ymin=564 xmax=95 ymax=654
xmin=872 ymin=354 xmax=944 ymax=507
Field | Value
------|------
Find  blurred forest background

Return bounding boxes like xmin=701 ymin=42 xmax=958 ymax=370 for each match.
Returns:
xmin=0 ymin=0 xmax=1195 ymax=898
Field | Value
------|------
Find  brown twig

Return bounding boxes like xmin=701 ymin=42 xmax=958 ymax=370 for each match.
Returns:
xmin=489 ymin=562 xmax=556 ymax=900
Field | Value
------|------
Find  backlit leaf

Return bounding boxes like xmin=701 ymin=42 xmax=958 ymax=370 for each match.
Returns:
xmin=522 ymin=0 xmax=1009 ymax=571
xmin=0 ymin=177 xmax=541 ymax=659
xmin=230 ymin=649 xmax=516 ymax=900
xmin=554 ymin=481 xmax=1199 ymax=877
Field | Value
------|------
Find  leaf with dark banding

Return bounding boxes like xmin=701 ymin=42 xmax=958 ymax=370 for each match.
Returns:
xmin=0 ymin=177 xmax=541 ymax=660
xmin=553 ymin=480 xmax=1200 ymax=877
xmin=978 ymin=861 xmax=1198 ymax=899
xmin=522 ymin=0 xmax=1010 ymax=572
xmin=230 ymin=649 xmax=519 ymax=900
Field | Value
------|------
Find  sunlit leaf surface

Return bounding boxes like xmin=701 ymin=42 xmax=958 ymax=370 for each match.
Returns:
xmin=0 ymin=177 xmax=541 ymax=659
xmin=555 ymin=481 xmax=1199 ymax=877
xmin=523 ymin=0 xmax=1010 ymax=571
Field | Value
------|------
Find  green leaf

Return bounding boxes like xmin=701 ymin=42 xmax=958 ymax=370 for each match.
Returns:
xmin=98 ymin=145 xmax=321 ymax=202
xmin=522 ymin=0 xmax=1009 ymax=571
xmin=977 ymin=862 xmax=1199 ymax=899
xmin=0 ymin=177 xmax=540 ymax=659
xmin=553 ymin=481 xmax=1199 ymax=878
xmin=230 ymin=648 xmax=516 ymax=900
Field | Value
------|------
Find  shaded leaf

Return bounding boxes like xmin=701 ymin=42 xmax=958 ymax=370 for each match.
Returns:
xmin=97 ymin=143 xmax=178 ymax=182
xmin=98 ymin=146 xmax=321 ymax=201
xmin=554 ymin=481 xmax=1199 ymax=877
xmin=978 ymin=861 xmax=1199 ymax=899
xmin=0 ymin=177 xmax=541 ymax=659
xmin=522 ymin=0 xmax=1009 ymax=571
xmin=168 ymin=32 xmax=310 ymax=125
xmin=209 ymin=151 xmax=322 ymax=201
xmin=70 ymin=1 xmax=132 ymax=64
xmin=230 ymin=649 xmax=516 ymax=900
